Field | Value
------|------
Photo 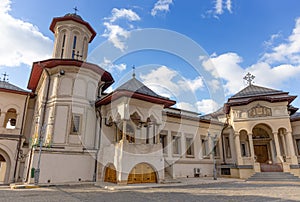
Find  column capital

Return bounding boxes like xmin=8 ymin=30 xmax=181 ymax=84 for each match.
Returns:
xmin=272 ymin=131 xmax=278 ymax=135
xmin=234 ymin=132 xmax=239 ymax=137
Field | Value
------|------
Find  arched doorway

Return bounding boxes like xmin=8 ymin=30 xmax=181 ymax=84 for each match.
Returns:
xmin=252 ymin=124 xmax=272 ymax=164
xmin=104 ymin=164 xmax=117 ymax=183
xmin=0 ymin=152 xmax=10 ymax=184
xmin=252 ymin=124 xmax=282 ymax=172
xmin=128 ymin=163 xmax=157 ymax=184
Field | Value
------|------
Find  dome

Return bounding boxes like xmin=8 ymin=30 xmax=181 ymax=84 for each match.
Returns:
xmin=64 ymin=13 xmax=83 ymax=20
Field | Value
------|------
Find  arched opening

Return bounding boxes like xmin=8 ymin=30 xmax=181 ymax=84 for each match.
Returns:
xmin=3 ymin=108 xmax=17 ymax=129
xmin=104 ymin=163 xmax=117 ymax=183
xmin=239 ymin=130 xmax=250 ymax=157
xmin=252 ymin=124 xmax=272 ymax=164
xmin=0 ymin=150 xmax=11 ymax=184
xmin=127 ymin=163 xmax=157 ymax=184
xmin=117 ymin=122 xmax=135 ymax=143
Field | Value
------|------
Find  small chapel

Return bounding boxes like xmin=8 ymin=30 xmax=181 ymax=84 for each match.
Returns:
xmin=0 ymin=12 xmax=300 ymax=185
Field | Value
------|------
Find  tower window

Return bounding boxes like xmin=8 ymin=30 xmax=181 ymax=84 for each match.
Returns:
xmin=61 ymin=34 xmax=66 ymax=59
xmin=72 ymin=36 xmax=77 ymax=59
xmin=71 ymin=113 xmax=81 ymax=134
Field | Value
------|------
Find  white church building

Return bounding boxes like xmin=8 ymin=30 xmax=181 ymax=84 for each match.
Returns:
xmin=1 ymin=13 xmax=300 ymax=185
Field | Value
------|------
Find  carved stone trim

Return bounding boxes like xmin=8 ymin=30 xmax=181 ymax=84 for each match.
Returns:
xmin=248 ymin=104 xmax=272 ymax=118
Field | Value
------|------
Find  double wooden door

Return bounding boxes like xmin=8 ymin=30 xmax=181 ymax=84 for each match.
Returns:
xmin=128 ymin=163 xmax=157 ymax=184
xmin=254 ymin=145 xmax=269 ymax=163
xmin=104 ymin=165 xmax=117 ymax=183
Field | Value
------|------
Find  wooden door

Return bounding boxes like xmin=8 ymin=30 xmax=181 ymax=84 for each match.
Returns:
xmin=104 ymin=165 xmax=117 ymax=183
xmin=254 ymin=145 xmax=268 ymax=163
xmin=128 ymin=163 xmax=157 ymax=184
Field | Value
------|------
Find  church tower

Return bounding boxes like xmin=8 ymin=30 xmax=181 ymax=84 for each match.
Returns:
xmin=50 ymin=12 xmax=96 ymax=60
xmin=26 ymin=12 xmax=113 ymax=185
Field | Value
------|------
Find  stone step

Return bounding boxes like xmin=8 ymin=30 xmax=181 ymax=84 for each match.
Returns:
xmin=247 ymin=172 xmax=300 ymax=182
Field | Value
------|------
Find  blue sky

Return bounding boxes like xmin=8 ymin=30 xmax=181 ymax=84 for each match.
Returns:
xmin=1 ymin=0 xmax=300 ymax=114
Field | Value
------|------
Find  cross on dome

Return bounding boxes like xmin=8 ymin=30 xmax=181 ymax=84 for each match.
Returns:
xmin=2 ymin=72 xmax=9 ymax=82
xmin=73 ymin=6 xmax=79 ymax=14
xmin=132 ymin=65 xmax=136 ymax=78
xmin=243 ymin=72 xmax=255 ymax=86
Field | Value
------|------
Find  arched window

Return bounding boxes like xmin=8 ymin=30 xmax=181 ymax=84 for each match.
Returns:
xmin=240 ymin=130 xmax=249 ymax=157
xmin=60 ymin=33 xmax=66 ymax=58
xmin=117 ymin=122 xmax=135 ymax=143
xmin=4 ymin=108 xmax=17 ymax=129
xmin=72 ymin=35 xmax=77 ymax=59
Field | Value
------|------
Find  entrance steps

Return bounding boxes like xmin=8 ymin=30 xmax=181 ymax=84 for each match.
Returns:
xmin=161 ymin=171 xmax=181 ymax=184
xmin=247 ymin=172 xmax=300 ymax=182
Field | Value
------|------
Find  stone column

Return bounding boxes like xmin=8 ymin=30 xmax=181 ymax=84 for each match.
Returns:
xmin=156 ymin=124 xmax=161 ymax=144
xmin=273 ymin=132 xmax=282 ymax=162
xmin=248 ymin=133 xmax=255 ymax=159
xmin=122 ymin=120 xmax=127 ymax=141
xmin=208 ymin=134 xmax=213 ymax=159
xmin=280 ymin=133 xmax=287 ymax=157
xmin=234 ymin=132 xmax=242 ymax=165
xmin=286 ymin=131 xmax=298 ymax=164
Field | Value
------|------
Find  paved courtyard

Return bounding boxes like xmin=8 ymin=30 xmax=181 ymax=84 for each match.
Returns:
xmin=1 ymin=180 xmax=300 ymax=202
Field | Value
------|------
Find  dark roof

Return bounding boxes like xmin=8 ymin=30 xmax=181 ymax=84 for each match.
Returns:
xmin=0 ymin=81 xmax=28 ymax=94
xmin=224 ymin=84 xmax=297 ymax=114
xmin=96 ymin=77 xmax=176 ymax=108
xmin=64 ymin=13 xmax=83 ymax=20
xmin=200 ymin=107 xmax=225 ymax=121
xmin=231 ymin=84 xmax=283 ymax=98
xmin=116 ymin=77 xmax=167 ymax=100
xmin=291 ymin=112 xmax=300 ymax=121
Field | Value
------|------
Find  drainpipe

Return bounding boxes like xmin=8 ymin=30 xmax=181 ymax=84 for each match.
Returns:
xmin=34 ymin=63 xmax=51 ymax=185
xmin=93 ymin=106 xmax=102 ymax=182
xmin=13 ymin=93 xmax=29 ymax=182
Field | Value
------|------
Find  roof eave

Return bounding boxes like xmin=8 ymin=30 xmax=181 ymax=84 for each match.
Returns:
xmin=49 ymin=16 xmax=96 ymax=42
xmin=27 ymin=59 xmax=114 ymax=92
xmin=95 ymin=90 xmax=176 ymax=108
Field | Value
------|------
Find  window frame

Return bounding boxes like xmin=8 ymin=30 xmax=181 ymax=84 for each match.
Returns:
xmin=70 ymin=113 xmax=82 ymax=135
xmin=172 ymin=132 xmax=181 ymax=156
xmin=185 ymin=136 xmax=195 ymax=158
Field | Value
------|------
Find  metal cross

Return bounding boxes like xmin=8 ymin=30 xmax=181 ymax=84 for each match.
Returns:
xmin=243 ymin=72 xmax=255 ymax=86
xmin=132 ymin=65 xmax=136 ymax=78
xmin=2 ymin=72 xmax=9 ymax=82
xmin=73 ymin=6 xmax=78 ymax=14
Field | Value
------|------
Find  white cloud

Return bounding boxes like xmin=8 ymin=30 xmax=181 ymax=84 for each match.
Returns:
xmin=204 ymin=0 xmax=233 ymax=18
xmin=196 ymin=99 xmax=220 ymax=114
xmin=0 ymin=0 xmax=52 ymax=67
xmin=140 ymin=66 xmax=204 ymax=98
xmin=102 ymin=8 xmax=140 ymax=51
xmin=263 ymin=32 xmax=282 ymax=49
xmin=102 ymin=22 xmax=130 ymax=51
xmin=151 ymin=0 xmax=173 ymax=16
xmin=178 ymin=76 xmax=204 ymax=93
xmin=262 ymin=17 xmax=300 ymax=65
xmin=215 ymin=0 xmax=223 ymax=15
xmin=176 ymin=102 xmax=197 ymax=112
xmin=202 ymin=52 xmax=245 ymax=95
xmin=108 ymin=8 xmax=141 ymax=23
xmin=226 ymin=0 xmax=232 ymax=13
xmin=100 ymin=57 xmax=127 ymax=72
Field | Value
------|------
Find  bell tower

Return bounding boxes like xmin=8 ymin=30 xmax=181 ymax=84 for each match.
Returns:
xmin=49 ymin=12 xmax=96 ymax=61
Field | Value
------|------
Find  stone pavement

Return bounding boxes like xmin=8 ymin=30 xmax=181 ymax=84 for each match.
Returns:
xmin=96 ymin=177 xmax=243 ymax=190
xmin=1 ymin=178 xmax=300 ymax=202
